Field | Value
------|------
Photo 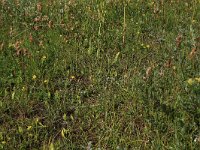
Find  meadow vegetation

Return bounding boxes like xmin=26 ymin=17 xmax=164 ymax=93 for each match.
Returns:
xmin=0 ymin=0 xmax=200 ymax=149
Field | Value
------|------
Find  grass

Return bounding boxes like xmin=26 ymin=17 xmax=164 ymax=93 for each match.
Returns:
xmin=0 ymin=0 xmax=200 ymax=149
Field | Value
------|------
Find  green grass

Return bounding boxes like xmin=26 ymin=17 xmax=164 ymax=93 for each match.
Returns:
xmin=0 ymin=0 xmax=200 ymax=149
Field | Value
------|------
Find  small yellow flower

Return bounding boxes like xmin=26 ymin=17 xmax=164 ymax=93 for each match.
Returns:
xmin=44 ymin=79 xmax=48 ymax=84
xmin=146 ymin=45 xmax=150 ymax=48
xmin=22 ymin=86 xmax=26 ymax=91
xmin=41 ymin=55 xmax=47 ymax=61
xmin=70 ymin=75 xmax=75 ymax=80
xmin=187 ymin=78 xmax=195 ymax=85
xmin=1 ymin=141 xmax=6 ymax=144
xmin=27 ymin=126 xmax=32 ymax=130
xmin=192 ymin=20 xmax=196 ymax=23
xmin=195 ymin=77 xmax=200 ymax=83
xmin=32 ymin=75 xmax=37 ymax=80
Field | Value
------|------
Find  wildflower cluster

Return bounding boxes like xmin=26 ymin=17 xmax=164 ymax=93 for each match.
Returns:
xmin=141 ymin=43 xmax=150 ymax=49
xmin=187 ymin=77 xmax=200 ymax=85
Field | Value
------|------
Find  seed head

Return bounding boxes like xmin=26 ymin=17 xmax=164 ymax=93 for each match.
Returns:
xmin=188 ymin=47 xmax=197 ymax=60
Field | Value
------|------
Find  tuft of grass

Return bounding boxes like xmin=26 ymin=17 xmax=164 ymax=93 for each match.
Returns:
xmin=0 ymin=0 xmax=200 ymax=149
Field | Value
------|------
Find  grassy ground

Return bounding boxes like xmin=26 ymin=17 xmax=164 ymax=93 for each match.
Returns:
xmin=0 ymin=0 xmax=200 ymax=149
